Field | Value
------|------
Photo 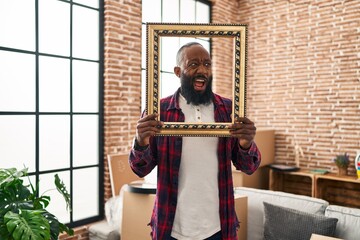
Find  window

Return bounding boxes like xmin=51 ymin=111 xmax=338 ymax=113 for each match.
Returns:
xmin=141 ymin=0 xmax=211 ymax=183
xmin=141 ymin=0 xmax=211 ymax=109
xmin=0 ymin=0 xmax=104 ymax=227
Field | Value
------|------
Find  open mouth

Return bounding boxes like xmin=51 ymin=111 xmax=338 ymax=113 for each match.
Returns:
xmin=193 ymin=77 xmax=207 ymax=91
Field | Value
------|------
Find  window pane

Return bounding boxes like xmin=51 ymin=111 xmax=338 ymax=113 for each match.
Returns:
xmin=0 ymin=116 xmax=36 ymax=172
xmin=73 ymin=167 xmax=99 ymax=221
xmin=161 ymin=37 xmax=179 ymax=72
xmin=163 ymin=0 xmax=179 ymax=23
xmin=73 ymin=115 xmax=99 ymax=167
xmin=22 ymin=175 xmax=36 ymax=189
xmin=73 ymin=0 xmax=99 ymax=8
xmin=0 ymin=0 xmax=35 ymax=51
xmin=179 ymin=37 xmax=200 ymax=47
xmin=196 ymin=1 xmax=210 ymax=23
xmin=73 ymin=6 xmax=99 ymax=60
xmin=39 ymin=115 xmax=70 ymax=171
xmin=199 ymin=39 xmax=210 ymax=52
xmin=38 ymin=171 xmax=71 ymax=223
xmin=39 ymin=56 xmax=70 ymax=112
xmin=142 ymin=0 xmax=161 ymax=23
xmin=161 ymin=72 xmax=179 ymax=99
xmin=180 ymin=0 xmax=195 ymax=23
xmin=73 ymin=60 xmax=99 ymax=112
xmin=39 ymin=0 xmax=70 ymax=56
xmin=0 ymin=51 xmax=35 ymax=111
xmin=178 ymin=38 xmax=210 ymax=52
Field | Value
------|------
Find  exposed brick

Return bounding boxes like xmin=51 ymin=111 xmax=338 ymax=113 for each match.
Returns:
xmin=73 ymin=0 xmax=360 ymax=238
xmin=238 ymin=0 xmax=360 ymax=175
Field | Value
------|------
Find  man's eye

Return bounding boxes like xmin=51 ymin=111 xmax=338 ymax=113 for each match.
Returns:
xmin=189 ymin=63 xmax=198 ymax=67
xmin=205 ymin=62 xmax=212 ymax=67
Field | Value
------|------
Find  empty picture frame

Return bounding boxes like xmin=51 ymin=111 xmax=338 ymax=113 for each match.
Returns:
xmin=146 ymin=23 xmax=247 ymax=137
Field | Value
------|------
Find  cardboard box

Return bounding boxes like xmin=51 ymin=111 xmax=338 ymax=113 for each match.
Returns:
xmin=121 ymin=190 xmax=248 ymax=240
xmin=121 ymin=190 xmax=155 ymax=240
xmin=232 ymin=129 xmax=275 ymax=189
xmin=234 ymin=194 xmax=248 ymax=240
xmin=254 ymin=129 xmax=275 ymax=167
xmin=232 ymin=166 xmax=270 ymax=189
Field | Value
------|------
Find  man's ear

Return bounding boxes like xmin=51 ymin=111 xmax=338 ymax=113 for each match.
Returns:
xmin=174 ymin=66 xmax=181 ymax=78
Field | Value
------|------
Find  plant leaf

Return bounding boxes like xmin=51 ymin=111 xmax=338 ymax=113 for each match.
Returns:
xmin=42 ymin=210 xmax=74 ymax=239
xmin=0 ymin=181 xmax=32 ymax=217
xmin=59 ymin=222 xmax=74 ymax=237
xmin=54 ymin=174 xmax=71 ymax=211
xmin=0 ymin=216 xmax=12 ymax=240
xmin=33 ymin=195 xmax=51 ymax=209
xmin=1 ymin=168 xmax=73 ymax=240
xmin=0 ymin=168 xmax=27 ymax=186
xmin=4 ymin=210 xmax=50 ymax=240
xmin=41 ymin=211 xmax=60 ymax=240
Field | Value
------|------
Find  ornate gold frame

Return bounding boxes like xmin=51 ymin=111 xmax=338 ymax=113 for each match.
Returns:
xmin=146 ymin=23 xmax=247 ymax=136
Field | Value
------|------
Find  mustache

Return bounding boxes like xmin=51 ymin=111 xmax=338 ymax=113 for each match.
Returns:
xmin=192 ymin=74 xmax=208 ymax=81
xmin=180 ymin=73 xmax=213 ymax=105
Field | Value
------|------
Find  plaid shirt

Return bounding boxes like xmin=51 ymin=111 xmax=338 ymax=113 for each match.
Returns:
xmin=129 ymin=89 xmax=261 ymax=240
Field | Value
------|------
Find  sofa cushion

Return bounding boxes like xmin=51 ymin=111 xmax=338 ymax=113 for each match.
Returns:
xmin=325 ymin=205 xmax=360 ymax=240
xmin=263 ymin=202 xmax=338 ymax=240
xmin=234 ymin=187 xmax=329 ymax=240
xmin=88 ymin=220 xmax=120 ymax=240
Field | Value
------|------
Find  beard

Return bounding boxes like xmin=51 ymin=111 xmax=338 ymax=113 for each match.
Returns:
xmin=180 ymin=73 xmax=213 ymax=106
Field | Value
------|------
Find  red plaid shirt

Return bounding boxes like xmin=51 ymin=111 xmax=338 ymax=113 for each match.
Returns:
xmin=129 ymin=89 xmax=261 ymax=240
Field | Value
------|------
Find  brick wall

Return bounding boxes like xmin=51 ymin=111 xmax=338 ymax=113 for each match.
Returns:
xmin=103 ymin=0 xmax=360 ymax=216
xmin=59 ymin=226 xmax=89 ymax=240
xmin=211 ymin=0 xmax=241 ymax=99
xmin=69 ymin=0 xmax=359 ymax=239
xmin=237 ymin=0 xmax=360 ymax=174
xmin=103 ymin=0 xmax=142 ymax=201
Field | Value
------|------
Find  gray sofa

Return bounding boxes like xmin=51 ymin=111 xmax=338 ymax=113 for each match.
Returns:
xmin=234 ymin=187 xmax=360 ymax=240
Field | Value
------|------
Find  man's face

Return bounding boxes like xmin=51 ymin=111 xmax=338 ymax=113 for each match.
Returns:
xmin=176 ymin=45 xmax=213 ymax=105
xmin=180 ymin=72 xmax=213 ymax=105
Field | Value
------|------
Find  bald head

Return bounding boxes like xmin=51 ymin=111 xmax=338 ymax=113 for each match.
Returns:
xmin=176 ymin=42 xmax=204 ymax=66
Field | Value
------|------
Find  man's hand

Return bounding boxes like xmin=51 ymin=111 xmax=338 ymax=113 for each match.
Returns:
xmin=229 ymin=117 xmax=256 ymax=150
xmin=136 ymin=113 xmax=163 ymax=146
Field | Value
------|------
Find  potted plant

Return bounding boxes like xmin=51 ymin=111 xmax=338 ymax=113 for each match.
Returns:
xmin=333 ymin=153 xmax=350 ymax=176
xmin=0 ymin=167 xmax=74 ymax=240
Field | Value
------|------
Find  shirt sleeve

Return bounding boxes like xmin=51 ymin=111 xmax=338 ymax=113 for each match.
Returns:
xmin=129 ymin=146 xmax=157 ymax=178
xmin=232 ymin=140 xmax=262 ymax=175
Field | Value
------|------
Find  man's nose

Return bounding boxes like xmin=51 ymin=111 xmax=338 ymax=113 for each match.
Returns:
xmin=196 ymin=63 xmax=210 ymax=76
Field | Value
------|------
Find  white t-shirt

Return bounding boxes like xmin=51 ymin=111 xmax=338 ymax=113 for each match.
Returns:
xmin=171 ymin=95 xmax=220 ymax=240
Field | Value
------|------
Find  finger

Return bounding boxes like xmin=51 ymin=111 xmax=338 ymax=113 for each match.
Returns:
xmin=235 ymin=117 xmax=253 ymax=124
xmin=230 ymin=126 xmax=256 ymax=132
xmin=138 ymin=125 xmax=162 ymax=134
xmin=230 ymin=130 xmax=256 ymax=138
xmin=137 ymin=113 xmax=163 ymax=130
xmin=231 ymin=132 xmax=255 ymax=142
xmin=136 ymin=124 xmax=162 ymax=145
xmin=230 ymin=122 xmax=256 ymax=131
xmin=137 ymin=119 xmax=162 ymax=129
xmin=230 ymin=126 xmax=256 ymax=136
xmin=138 ymin=113 xmax=159 ymax=123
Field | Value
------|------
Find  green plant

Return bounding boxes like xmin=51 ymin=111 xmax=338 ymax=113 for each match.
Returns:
xmin=333 ymin=153 xmax=350 ymax=168
xmin=0 ymin=167 xmax=74 ymax=240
